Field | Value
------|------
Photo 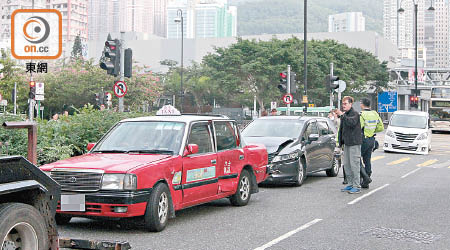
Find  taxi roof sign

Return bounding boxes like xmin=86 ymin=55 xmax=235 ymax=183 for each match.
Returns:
xmin=156 ymin=105 xmax=181 ymax=116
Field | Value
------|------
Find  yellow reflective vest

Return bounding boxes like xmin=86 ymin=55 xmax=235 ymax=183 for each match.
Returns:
xmin=360 ymin=110 xmax=384 ymax=138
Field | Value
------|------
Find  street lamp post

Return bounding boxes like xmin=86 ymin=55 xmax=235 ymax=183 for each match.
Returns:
xmin=398 ymin=0 xmax=434 ymax=107
xmin=175 ymin=9 xmax=184 ymax=112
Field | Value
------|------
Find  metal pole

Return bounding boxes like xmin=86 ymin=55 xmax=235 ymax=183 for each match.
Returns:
xmin=13 ymin=83 xmax=17 ymax=115
xmin=303 ymin=0 xmax=307 ymax=97
xmin=330 ymin=62 xmax=334 ymax=107
xmin=180 ymin=11 xmax=184 ymax=113
xmin=119 ymin=31 xmax=125 ymax=112
xmin=29 ymin=0 xmax=35 ymax=121
xmin=414 ymin=3 xmax=418 ymax=101
xmin=397 ymin=0 xmax=399 ymax=48
xmin=253 ymin=95 xmax=257 ymax=119
xmin=287 ymin=65 xmax=291 ymax=116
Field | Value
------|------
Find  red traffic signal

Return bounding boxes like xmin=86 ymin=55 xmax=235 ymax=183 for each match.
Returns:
xmin=280 ymin=72 xmax=287 ymax=79
xmin=105 ymin=41 xmax=116 ymax=50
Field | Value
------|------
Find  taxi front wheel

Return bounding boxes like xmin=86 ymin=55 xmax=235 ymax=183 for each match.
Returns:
xmin=144 ymin=183 xmax=170 ymax=232
xmin=230 ymin=169 xmax=251 ymax=206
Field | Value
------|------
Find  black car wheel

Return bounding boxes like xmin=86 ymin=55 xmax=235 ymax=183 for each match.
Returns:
xmin=144 ymin=183 xmax=170 ymax=232
xmin=294 ymin=158 xmax=307 ymax=186
xmin=230 ymin=169 xmax=252 ymax=206
xmin=326 ymin=155 xmax=340 ymax=177
xmin=55 ymin=214 xmax=72 ymax=225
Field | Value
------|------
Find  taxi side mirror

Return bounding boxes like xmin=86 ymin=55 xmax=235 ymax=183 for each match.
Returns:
xmin=183 ymin=144 xmax=199 ymax=156
xmin=87 ymin=143 xmax=96 ymax=151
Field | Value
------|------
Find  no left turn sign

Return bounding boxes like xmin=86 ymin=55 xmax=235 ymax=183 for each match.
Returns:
xmin=282 ymin=93 xmax=293 ymax=105
xmin=114 ymin=81 xmax=127 ymax=98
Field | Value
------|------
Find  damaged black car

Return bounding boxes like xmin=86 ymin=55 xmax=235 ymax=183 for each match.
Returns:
xmin=241 ymin=116 xmax=340 ymax=186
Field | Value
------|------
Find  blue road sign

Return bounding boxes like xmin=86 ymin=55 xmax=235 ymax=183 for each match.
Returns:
xmin=378 ymin=91 xmax=398 ymax=113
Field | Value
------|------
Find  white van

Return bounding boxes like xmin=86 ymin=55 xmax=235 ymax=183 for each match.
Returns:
xmin=383 ymin=110 xmax=432 ymax=155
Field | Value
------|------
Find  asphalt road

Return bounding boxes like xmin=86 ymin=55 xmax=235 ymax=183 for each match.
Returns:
xmin=58 ymin=132 xmax=450 ymax=250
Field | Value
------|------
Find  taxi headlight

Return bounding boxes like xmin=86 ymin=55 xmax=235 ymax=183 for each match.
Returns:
xmin=386 ymin=130 xmax=396 ymax=138
xmin=416 ymin=132 xmax=428 ymax=140
xmin=272 ymin=151 xmax=299 ymax=163
xmin=102 ymin=174 xmax=137 ymax=190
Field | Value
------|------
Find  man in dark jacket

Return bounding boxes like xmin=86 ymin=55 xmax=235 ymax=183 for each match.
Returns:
xmin=335 ymin=96 xmax=362 ymax=194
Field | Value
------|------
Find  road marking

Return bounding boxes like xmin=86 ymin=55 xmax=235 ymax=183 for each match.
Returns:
xmin=348 ymin=184 xmax=390 ymax=205
xmin=417 ymin=159 xmax=438 ymax=167
xmin=387 ymin=157 xmax=410 ymax=166
xmin=401 ymin=168 xmax=421 ymax=178
xmin=371 ymin=156 xmax=385 ymax=161
xmin=254 ymin=219 xmax=322 ymax=250
xmin=448 ymin=166 xmax=450 ymax=169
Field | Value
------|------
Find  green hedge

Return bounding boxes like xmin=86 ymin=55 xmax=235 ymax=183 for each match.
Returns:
xmin=0 ymin=105 xmax=147 ymax=165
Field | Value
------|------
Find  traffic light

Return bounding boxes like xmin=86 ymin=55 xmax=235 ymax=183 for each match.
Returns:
xmin=29 ymin=81 xmax=36 ymax=99
xmin=410 ymin=96 xmax=419 ymax=108
xmin=290 ymin=72 xmax=297 ymax=94
xmin=278 ymin=71 xmax=287 ymax=93
xmin=124 ymin=48 xmax=132 ymax=78
xmin=326 ymin=74 xmax=340 ymax=92
xmin=100 ymin=35 xmax=121 ymax=76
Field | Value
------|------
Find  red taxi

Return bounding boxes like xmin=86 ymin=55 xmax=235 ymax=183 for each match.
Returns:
xmin=40 ymin=109 xmax=268 ymax=232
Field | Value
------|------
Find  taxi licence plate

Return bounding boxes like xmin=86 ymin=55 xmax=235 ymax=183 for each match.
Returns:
xmin=61 ymin=194 xmax=85 ymax=212
xmin=400 ymin=142 xmax=409 ymax=147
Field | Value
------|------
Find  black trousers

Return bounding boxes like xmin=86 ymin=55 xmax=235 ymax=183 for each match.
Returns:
xmin=361 ymin=137 xmax=375 ymax=176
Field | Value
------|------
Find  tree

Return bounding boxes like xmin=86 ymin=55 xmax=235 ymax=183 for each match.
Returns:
xmin=71 ymin=34 xmax=83 ymax=60
xmin=202 ymin=37 xmax=389 ymax=108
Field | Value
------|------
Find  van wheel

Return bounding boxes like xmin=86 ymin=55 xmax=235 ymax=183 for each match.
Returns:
xmin=55 ymin=214 xmax=72 ymax=225
xmin=326 ymin=156 xmax=340 ymax=177
xmin=230 ymin=170 xmax=251 ymax=206
xmin=144 ymin=183 xmax=170 ymax=232
xmin=0 ymin=203 xmax=48 ymax=250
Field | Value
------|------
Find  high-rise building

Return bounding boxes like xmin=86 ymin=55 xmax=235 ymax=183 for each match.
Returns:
xmin=47 ymin=0 xmax=88 ymax=53
xmin=328 ymin=12 xmax=365 ymax=32
xmin=383 ymin=0 xmax=449 ymax=68
xmin=167 ymin=0 xmax=237 ymax=39
xmin=0 ymin=0 xmax=47 ymax=47
xmin=88 ymin=0 xmax=168 ymax=40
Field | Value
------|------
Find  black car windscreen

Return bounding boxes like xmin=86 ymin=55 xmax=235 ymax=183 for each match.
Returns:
xmin=242 ymin=119 xmax=304 ymax=138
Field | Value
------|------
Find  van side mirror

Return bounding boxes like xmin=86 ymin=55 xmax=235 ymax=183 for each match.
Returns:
xmin=308 ymin=134 xmax=319 ymax=142
xmin=87 ymin=143 xmax=96 ymax=151
xmin=183 ymin=144 xmax=199 ymax=156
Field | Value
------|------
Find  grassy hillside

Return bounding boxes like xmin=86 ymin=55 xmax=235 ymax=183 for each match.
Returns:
xmin=230 ymin=0 xmax=383 ymax=36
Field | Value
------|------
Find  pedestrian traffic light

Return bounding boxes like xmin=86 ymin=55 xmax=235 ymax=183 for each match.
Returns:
xmin=124 ymin=48 xmax=132 ymax=78
xmin=410 ymin=96 xmax=419 ymax=108
xmin=100 ymin=35 xmax=121 ymax=76
xmin=326 ymin=74 xmax=340 ymax=92
xmin=290 ymin=72 xmax=297 ymax=94
xmin=29 ymin=81 xmax=36 ymax=99
xmin=278 ymin=71 xmax=287 ymax=93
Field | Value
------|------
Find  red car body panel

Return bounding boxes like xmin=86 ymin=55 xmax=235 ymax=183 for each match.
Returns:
xmin=40 ymin=117 xmax=268 ymax=221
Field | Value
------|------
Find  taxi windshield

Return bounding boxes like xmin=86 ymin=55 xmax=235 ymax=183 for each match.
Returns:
xmin=242 ymin=119 xmax=304 ymax=138
xmin=93 ymin=121 xmax=185 ymax=154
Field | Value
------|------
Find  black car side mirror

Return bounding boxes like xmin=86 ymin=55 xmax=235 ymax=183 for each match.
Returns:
xmin=308 ymin=134 xmax=319 ymax=142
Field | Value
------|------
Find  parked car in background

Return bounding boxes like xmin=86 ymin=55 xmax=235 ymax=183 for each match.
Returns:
xmin=383 ymin=110 xmax=432 ymax=154
xmin=241 ymin=116 xmax=340 ymax=186
xmin=40 ymin=106 xmax=268 ymax=232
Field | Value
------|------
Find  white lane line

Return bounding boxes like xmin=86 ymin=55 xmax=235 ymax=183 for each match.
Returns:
xmin=254 ymin=219 xmax=322 ymax=250
xmin=348 ymin=184 xmax=390 ymax=205
xmin=401 ymin=168 xmax=422 ymax=179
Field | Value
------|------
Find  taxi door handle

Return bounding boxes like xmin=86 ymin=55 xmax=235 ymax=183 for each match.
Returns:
xmin=239 ymin=155 xmax=245 ymax=160
xmin=211 ymin=159 xmax=217 ymax=164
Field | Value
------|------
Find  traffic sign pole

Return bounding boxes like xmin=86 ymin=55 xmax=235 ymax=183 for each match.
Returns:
xmin=119 ymin=31 xmax=125 ymax=112
xmin=287 ymin=65 xmax=291 ymax=115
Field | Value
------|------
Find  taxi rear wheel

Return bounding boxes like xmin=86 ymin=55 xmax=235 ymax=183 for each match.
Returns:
xmin=144 ymin=183 xmax=170 ymax=232
xmin=230 ymin=169 xmax=251 ymax=206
